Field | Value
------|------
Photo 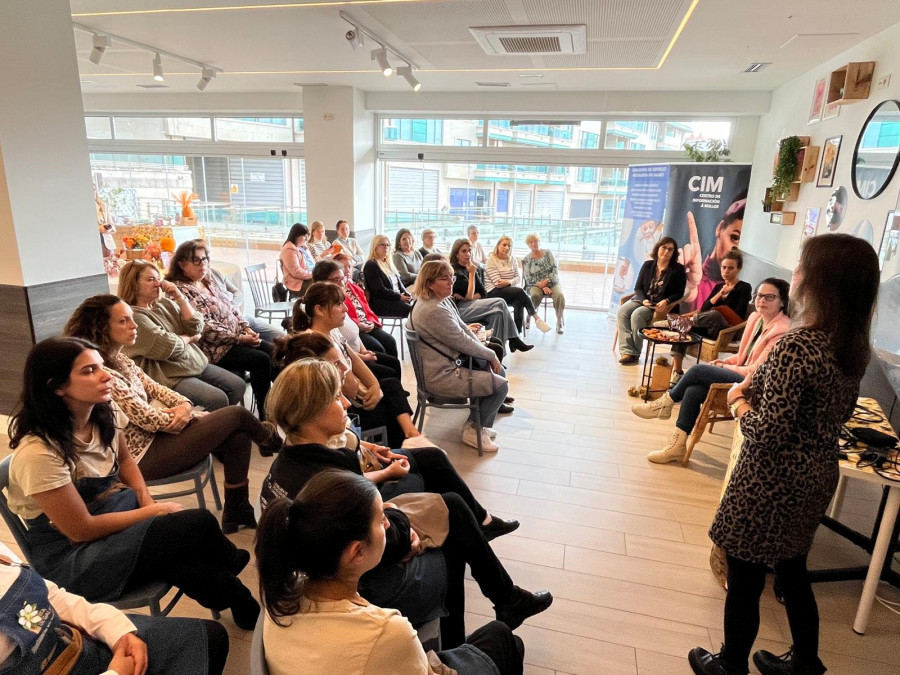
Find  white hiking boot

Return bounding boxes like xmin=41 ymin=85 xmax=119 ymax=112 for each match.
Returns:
xmin=647 ymin=429 xmax=688 ymax=464
xmin=631 ymin=392 xmax=675 ymax=420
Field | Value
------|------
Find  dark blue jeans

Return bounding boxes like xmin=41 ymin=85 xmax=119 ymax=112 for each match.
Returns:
xmin=669 ymin=364 xmax=744 ymax=433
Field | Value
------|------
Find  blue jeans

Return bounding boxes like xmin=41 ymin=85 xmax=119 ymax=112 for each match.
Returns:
xmin=669 ymin=364 xmax=744 ymax=433
xmin=474 ymin=378 xmax=510 ymax=428
xmin=173 ymin=364 xmax=246 ymax=410
xmin=616 ymin=300 xmax=654 ymax=356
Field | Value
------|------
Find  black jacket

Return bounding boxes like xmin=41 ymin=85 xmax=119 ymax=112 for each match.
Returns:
xmin=632 ymin=259 xmax=687 ymax=305
xmin=701 ymin=280 xmax=753 ymax=319
xmin=451 ymin=265 xmax=487 ymax=298
xmin=363 ymin=260 xmax=409 ymax=301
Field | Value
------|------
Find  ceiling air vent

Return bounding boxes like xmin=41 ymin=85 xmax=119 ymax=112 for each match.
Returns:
xmin=470 ymin=25 xmax=586 ymax=56
xmin=743 ymin=62 xmax=770 ymax=73
xmin=136 ymin=84 xmax=169 ymax=88
xmin=476 ymin=81 xmax=511 ymax=87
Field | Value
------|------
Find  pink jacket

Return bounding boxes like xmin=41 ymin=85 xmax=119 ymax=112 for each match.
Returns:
xmin=720 ymin=311 xmax=791 ymax=378
xmin=280 ymin=242 xmax=311 ymax=292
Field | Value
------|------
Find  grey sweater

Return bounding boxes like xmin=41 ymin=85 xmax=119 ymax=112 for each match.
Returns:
xmin=124 ymin=298 xmax=208 ymax=387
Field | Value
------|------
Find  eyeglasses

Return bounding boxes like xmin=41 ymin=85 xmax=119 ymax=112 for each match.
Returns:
xmin=755 ymin=293 xmax=778 ymax=302
xmin=436 ymin=275 xmax=457 ymax=283
xmin=327 ymin=275 xmax=345 ymax=283
xmin=377 ymin=243 xmax=390 ymax=248
xmin=190 ymin=256 xmax=210 ymax=265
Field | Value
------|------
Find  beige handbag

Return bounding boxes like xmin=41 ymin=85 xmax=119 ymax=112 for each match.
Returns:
xmin=391 ymin=492 xmax=449 ymax=550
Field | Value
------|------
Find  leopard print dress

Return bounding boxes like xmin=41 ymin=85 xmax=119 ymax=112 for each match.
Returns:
xmin=709 ymin=329 xmax=859 ymax=565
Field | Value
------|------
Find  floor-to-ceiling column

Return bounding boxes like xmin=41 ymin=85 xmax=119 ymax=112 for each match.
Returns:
xmin=0 ymin=1 xmax=109 ymax=412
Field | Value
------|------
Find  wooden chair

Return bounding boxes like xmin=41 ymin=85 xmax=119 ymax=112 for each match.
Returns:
xmin=686 ymin=319 xmax=747 ymax=363
xmin=682 ymin=383 xmax=734 ymax=465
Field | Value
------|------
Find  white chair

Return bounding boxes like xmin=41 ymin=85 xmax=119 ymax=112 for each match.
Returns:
xmin=250 ymin=613 xmax=270 ymax=675
xmin=244 ymin=263 xmax=295 ymax=322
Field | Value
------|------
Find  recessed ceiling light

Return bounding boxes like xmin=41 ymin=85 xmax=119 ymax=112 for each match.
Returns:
xmin=294 ymin=82 xmax=327 ymax=87
xmin=136 ymin=83 xmax=169 ymax=88
xmin=476 ymin=81 xmax=511 ymax=87
xmin=517 ymin=73 xmax=544 ymax=79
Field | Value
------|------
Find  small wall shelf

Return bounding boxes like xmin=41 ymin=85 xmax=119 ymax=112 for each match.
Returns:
xmin=827 ymin=62 xmax=875 ymax=105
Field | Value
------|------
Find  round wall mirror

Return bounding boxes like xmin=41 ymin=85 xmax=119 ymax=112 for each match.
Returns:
xmin=852 ymin=100 xmax=900 ymax=200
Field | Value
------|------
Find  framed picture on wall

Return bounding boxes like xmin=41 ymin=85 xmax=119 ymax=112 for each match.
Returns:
xmin=801 ymin=207 xmax=820 ymax=246
xmin=770 ymin=212 xmax=783 ymax=225
xmin=879 ymin=211 xmax=900 ymax=269
xmin=816 ymin=136 xmax=842 ymax=188
xmin=808 ymin=78 xmax=827 ymax=125
xmin=823 ymin=101 xmax=841 ymax=120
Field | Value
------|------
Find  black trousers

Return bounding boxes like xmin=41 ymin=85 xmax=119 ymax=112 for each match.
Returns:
xmin=439 ymin=621 xmax=524 ymax=675
xmin=124 ymin=509 xmax=254 ymax=613
xmin=352 ymin=377 xmax=414 ymax=447
xmin=216 ymin=340 xmax=273 ymax=420
xmin=366 ymin=353 xmax=403 ymax=380
xmin=403 ymin=447 xmax=488 ymax=524
xmin=360 ymin=326 xmax=398 ymax=357
xmin=486 ymin=286 xmax=537 ymax=333
xmin=722 ymin=553 xmax=824 ymax=672
xmin=440 ymin=492 xmax=514 ymax=649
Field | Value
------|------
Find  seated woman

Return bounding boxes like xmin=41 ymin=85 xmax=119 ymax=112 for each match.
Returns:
xmin=312 ymin=259 xmax=401 ymax=377
xmin=522 ymin=233 xmax=567 ymax=334
xmin=632 ymin=278 xmax=791 ymax=464
xmin=65 ymin=294 xmax=281 ymax=532
xmin=485 ymin=235 xmax=551 ymax=334
xmin=333 ymin=253 xmax=399 ymax=357
xmin=258 ymin=360 xmax=552 ymax=650
xmin=418 ymin=228 xmax=443 ymax=258
xmin=308 ymin=219 xmax=340 ymax=262
xmin=271 ymin=330 xmax=518 ymax=540
xmin=466 ymin=225 xmax=487 ymax=269
xmin=291 ymin=281 xmax=420 ymax=448
xmin=257 ymin=471 xmax=525 ymax=675
xmin=410 ymin=261 xmax=513 ymax=453
xmin=393 ymin=228 xmax=424 ymax=287
xmin=166 ymin=239 xmax=274 ymax=419
xmin=616 ymin=236 xmax=687 ymax=364
xmin=280 ymin=223 xmax=314 ymax=299
xmin=6 ymin=337 xmax=260 ymax=628
xmin=449 ymin=239 xmax=533 ymax=354
xmin=0 ymin=541 xmax=228 ymax=675
xmin=668 ymin=249 xmax=753 ymax=377
xmin=117 ymin=260 xmax=246 ymax=411
xmin=362 ymin=235 xmax=413 ymax=318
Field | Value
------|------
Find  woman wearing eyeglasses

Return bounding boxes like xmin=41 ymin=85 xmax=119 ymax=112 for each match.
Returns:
xmin=166 ymin=239 xmax=274 ymax=420
xmin=631 ymin=278 xmax=791 ymax=464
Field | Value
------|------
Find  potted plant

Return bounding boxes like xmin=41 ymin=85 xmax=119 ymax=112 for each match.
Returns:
xmin=683 ymin=139 xmax=732 ymax=162
xmin=771 ymin=136 xmax=803 ymax=201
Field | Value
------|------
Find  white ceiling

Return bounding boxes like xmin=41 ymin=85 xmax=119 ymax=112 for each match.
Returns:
xmin=71 ymin=0 xmax=900 ymax=96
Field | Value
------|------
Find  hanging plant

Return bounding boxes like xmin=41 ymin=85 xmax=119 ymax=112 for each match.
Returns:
xmin=683 ymin=139 xmax=732 ymax=162
xmin=771 ymin=136 xmax=803 ymax=200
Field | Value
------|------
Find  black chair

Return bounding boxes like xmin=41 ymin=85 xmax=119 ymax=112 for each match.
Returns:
xmin=405 ymin=325 xmax=484 ymax=456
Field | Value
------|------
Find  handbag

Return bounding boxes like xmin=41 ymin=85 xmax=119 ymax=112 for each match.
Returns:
xmin=417 ymin=333 xmax=490 ymax=372
xmin=272 ymin=260 xmax=288 ymax=302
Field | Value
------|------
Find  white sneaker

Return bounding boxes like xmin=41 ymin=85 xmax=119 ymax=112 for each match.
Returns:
xmin=484 ymin=427 xmax=497 ymax=439
xmin=647 ymin=429 xmax=688 ymax=464
xmin=534 ymin=317 xmax=552 ymax=333
xmin=631 ymin=392 xmax=675 ymax=420
xmin=462 ymin=423 xmax=499 ymax=452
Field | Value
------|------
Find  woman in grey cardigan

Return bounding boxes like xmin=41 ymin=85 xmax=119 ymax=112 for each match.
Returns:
xmin=409 ymin=260 xmax=509 ymax=453
xmin=392 ymin=228 xmax=424 ymax=286
xmin=117 ymin=260 xmax=246 ymax=410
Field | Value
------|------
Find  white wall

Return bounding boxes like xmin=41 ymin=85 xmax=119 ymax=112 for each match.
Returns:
xmin=742 ymin=23 xmax=900 ymax=274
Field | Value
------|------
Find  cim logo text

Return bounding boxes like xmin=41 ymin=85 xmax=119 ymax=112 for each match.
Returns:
xmin=688 ymin=176 xmax=724 ymax=193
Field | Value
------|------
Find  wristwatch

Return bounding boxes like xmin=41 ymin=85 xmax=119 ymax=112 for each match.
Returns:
xmin=729 ymin=397 xmax=746 ymax=417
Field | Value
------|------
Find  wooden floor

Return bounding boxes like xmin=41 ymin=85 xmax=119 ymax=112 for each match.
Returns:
xmin=3 ymin=309 xmax=900 ymax=674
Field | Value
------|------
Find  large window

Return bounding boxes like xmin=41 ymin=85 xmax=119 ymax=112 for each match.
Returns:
xmin=381 ymin=119 xmax=481 ymax=146
xmin=604 ymin=120 xmax=731 ymax=151
xmin=85 ymin=115 xmax=304 ymax=143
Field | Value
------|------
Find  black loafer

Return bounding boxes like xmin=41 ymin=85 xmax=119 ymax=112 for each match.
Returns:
xmin=481 ymin=516 xmax=520 ymax=541
xmin=498 ymin=403 xmax=515 ymax=414
xmin=494 ymin=586 xmax=553 ymax=630
xmin=504 ymin=396 xmax=515 ymax=404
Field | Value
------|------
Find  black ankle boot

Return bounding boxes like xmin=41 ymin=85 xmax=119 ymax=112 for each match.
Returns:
xmin=258 ymin=429 xmax=283 ymax=457
xmin=230 ymin=590 xmax=261 ymax=631
xmin=494 ymin=585 xmax=552 ymax=629
xmin=222 ymin=484 xmax=257 ymax=534
xmin=508 ymin=337 xmax=534 ymax=353
xmin=688 ymin=646 xmax=748 ymax=675
xmin=753 ymin=649 xmax=825 ymax=675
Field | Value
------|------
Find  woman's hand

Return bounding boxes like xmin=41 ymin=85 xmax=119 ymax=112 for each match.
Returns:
xmin=149 ymin=501 xmax=185 ymax=516
xmin=727 ymin=380 xmax=749 ymax=405
xmin=359 ymin=349 xmax=378 ymax=362
xmin=402 ymin=529 xmax=425 ymax=563
xmin=161 ymin=402 xmax=193 ymax=432
xmin=110 ymin=633 xmax=147 ymax=675
xmin=400 ymin=293 xmax=412 ymax=302
xmin=360 ymin=384 xmax=383 ymax=410
xmin=537 ymin=279 xmax=549 ymax=288
xmin=710 ymin=359 xmax=725 ymax=367
xmin=359 ymin=321 xmax=375 ymax=333
xmin=384 ymin=457 xmax=410 ymax=480
xmin=466 ymin=262 xmax=476 ymax=275
xmin=654 ymin=300 xmax=670 ymax=314
xmin=542 ymin=286 xmax=552 ymax=295
xmin=237 ymin=333 xmax=261 ymax=346
xmin=490 ymin=359 xmax=503 ymax=375
xmin=452 ymin=293 xmax=465 ymax=302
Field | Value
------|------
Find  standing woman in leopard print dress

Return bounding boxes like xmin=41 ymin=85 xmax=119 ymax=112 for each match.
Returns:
xmin=688 ymin=234 xmax=880 ymax=675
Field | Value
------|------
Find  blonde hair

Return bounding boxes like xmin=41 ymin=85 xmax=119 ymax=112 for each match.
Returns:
xmin=491 ymin=235 xmax=513 ymax=258
xmin=368 ymin=234 xmax=398 ymax=276
xmin=117 ymin=260 xmax=158 ymax=305
xmin=525 ymin=232 xmax=539 ymax=245
xmin=414 ymin=260 xmax=454 ymax=300
xmin=265 ymin=359 xmax=341 ymax=439
xmin=310 ymin=220 xmax=325 ymax=238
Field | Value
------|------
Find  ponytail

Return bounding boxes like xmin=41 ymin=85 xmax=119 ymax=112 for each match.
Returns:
xmin=256 ymin=497 xmax=302 ymax=626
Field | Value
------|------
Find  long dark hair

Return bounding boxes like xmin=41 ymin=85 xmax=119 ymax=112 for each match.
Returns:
xmin=64 ymin=294 xmax=122 ymax=366
xmin=311 ymin=260 xmax=341 ymax=282
xmin=255 ymin=470 xmax=378 ymax=625
xmin=285 ymin=223 xmax=309 ymax=246
xmin=394 ymin=228 xmax=412 ymax=251
xmin=272 ymin=332 xmax=333 ymax=368
xmin=291 ymin=282 xmax=345 ymax=332
xmin=449 ymin=238 xmax=470 ymax=268
xmin=8 ymin=337 xmax=117 ymax=466
xmin=794 ymin=234 xmax=879 ymax=377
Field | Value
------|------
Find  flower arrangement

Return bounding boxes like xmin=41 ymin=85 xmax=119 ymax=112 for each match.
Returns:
xmin=174 ymin=191 xmax=199 ymax=219
xmin=121 ymin=234 xmax=150 ymax=250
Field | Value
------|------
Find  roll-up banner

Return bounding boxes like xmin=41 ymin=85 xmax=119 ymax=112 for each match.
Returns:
xmin=610 ymin=163 xmax=752 ymax=313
